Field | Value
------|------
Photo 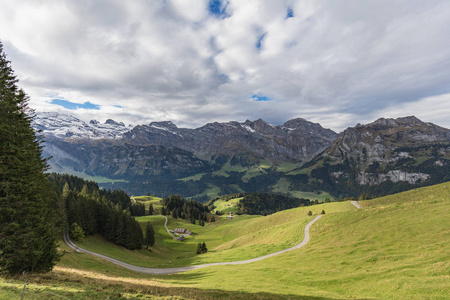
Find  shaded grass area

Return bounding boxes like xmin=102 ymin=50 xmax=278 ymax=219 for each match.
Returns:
xmin=271 ymin=177 xmax=334 ymax=201
xmin=176 ymin=173 xmax=206 ymax=182
xmin=0 ymin=268 xmax=330 ymax=299
xmin=133 ymin=195 xmax=163 ymax=214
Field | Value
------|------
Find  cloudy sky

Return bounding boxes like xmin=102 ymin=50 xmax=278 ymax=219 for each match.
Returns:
xmin=1 ymin=0 xmax=450 ymax=132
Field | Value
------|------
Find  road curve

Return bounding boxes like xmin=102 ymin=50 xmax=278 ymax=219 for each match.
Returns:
xmin=351 ymin=201 xmax=363 ymax=209
xmin=63 ymin=215 xmax=323 ymax=275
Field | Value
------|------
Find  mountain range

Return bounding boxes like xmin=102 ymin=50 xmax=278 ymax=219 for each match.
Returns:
xmin=34 ymin=112 xmax=450 ymax=200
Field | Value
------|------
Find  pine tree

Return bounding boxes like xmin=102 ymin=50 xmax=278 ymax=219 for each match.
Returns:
xmin=196 ymin=243 xmax=202 ymax=254
xmin=144 ymin=222 xmax=155 ymax=249
xmin=148 ymin=203 xmax=154 ymax=215
xmin=70 ymin=222 xmax=85 ymax=241
xmin=0 ymin=42 xmax=60 ymax=275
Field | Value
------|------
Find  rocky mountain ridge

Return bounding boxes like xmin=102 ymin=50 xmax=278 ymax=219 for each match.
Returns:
xmin=301 ymin=116 xmax=450 ymax=194
xmin=35 ymin=112 xmax=450 ymax=199
xmin=123 ymin=117 xmax=338 ymax=163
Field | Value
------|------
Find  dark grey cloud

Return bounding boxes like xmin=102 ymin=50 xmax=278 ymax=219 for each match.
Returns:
xmin=0 ymin=0 xmax=449 ymax=131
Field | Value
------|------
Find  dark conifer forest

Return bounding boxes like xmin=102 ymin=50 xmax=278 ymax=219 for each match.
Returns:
xmin=49 ymin=174 xmax=144 ymax=250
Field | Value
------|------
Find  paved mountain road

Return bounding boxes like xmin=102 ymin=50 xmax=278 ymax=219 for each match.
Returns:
xmin=63 ymin=215 xmax=323 ymax=275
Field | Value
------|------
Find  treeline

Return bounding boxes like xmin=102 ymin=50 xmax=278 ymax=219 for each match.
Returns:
xmin=49 ymin=173 xmax=146 ymax=216
xmin=238 ymin=193 xmax=310 ymax=215
xmin=161 ymin=195 xmax=210 ymax=224
xmin=49 ymin=174 xmax=144 ymax=250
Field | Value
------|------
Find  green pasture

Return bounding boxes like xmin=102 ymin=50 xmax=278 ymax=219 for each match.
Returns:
xmin=211 ymin=197 xmax=242 ymax=213
xmin=162 ymin=182 xmax=450 ymax=299
xmin=2 ymin=182 xmax=448 ymax=299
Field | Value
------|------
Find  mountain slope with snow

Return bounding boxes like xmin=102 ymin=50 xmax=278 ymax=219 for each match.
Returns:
xmin=34 ymin=112 xmax=133 ymax=140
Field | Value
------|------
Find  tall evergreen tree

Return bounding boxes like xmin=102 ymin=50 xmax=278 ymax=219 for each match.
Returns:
xmin=144 ymin=222 xmax=155 ymax=249
xmin=0 ymin=42 xmax=60 ymax=275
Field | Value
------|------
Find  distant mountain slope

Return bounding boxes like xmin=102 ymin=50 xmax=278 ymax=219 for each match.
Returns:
xmin=123 ymin=117 xmax=338 ymax=164
xmin=36 ymin=112 xmax=337 ymax=184
xmin=295 ymin=116 xmax=450 ymax=197
xmin=35 ymin=113 xmax=450 ymax=199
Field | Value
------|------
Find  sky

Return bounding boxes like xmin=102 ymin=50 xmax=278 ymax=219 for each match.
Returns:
xmin=1 ymin=0 xmax=450 ymax=132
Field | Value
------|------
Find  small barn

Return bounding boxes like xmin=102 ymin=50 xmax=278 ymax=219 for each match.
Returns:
xmin=174 ymin=228 xmax=191 ymax=235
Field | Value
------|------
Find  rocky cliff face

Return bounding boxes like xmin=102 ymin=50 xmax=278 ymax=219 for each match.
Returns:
xmin=123 ymin=117 xmax=338 ymax=163
xmin=306 ymin=116 xmax=450 ymax=186
xmin=45 ymin=140 xmax=210 ymax=179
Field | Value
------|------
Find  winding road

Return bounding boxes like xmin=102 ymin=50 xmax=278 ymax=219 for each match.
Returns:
xmin=63 ymin=215 xmax=323 ymax=275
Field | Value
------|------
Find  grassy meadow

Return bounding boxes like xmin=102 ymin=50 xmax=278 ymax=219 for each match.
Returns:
xmin=132 ymin=195 xmax=163 ymax=214
xmin=1 ymin=182 xmax=449 ymax=299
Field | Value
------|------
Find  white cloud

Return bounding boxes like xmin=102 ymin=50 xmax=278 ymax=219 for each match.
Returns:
xmin=375 ymin=93 xmax=450 ymax=129
xmin=1 ymin=0 xmax=450 ymax=132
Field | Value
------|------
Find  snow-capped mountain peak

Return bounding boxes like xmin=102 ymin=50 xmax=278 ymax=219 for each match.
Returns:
xmin=34 ymin=112 xmax=132 ymax=140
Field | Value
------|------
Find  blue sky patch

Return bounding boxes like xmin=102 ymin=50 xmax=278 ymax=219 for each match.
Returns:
xmin=251 ymin=94 xmax=271 ymax=101
xmin=256 ymin=33 xmax=266 ymax=50
xmin=286 ymin=7 xmax=294 ymax=18
xmin=113 ymin=105 xmax=123 ymax=108
xmin=51 ymin=99 xmax=100 ymax=110
xmin=208 ymin=0 xmax=229 ymax=18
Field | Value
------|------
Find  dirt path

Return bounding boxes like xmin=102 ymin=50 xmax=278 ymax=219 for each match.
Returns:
xmin=351 ymin=201 xmax=363 ymax=209
xmin=63 ymin=215 xmax=323 ymax=275
xmin=162 ymin=215 xmax=176 ymax=239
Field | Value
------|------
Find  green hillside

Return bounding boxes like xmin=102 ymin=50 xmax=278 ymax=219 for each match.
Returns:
xmin=1 ymin=182 xmax=449 ymax=299
xmin=165 ymin=181 xmax=449 ymax=299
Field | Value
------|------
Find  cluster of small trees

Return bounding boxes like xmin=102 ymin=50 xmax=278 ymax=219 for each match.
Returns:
xmin=307 ymin=210 xmax=325 ymax=216
xmin=161 ymin=195 xmax=210 ymax=224
xmin=196 ymin=242 xmax=208 ymax=254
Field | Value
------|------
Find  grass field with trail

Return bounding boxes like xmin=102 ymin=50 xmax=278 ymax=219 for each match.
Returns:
xmin=1 ymin=182 xmax=449 ymax=299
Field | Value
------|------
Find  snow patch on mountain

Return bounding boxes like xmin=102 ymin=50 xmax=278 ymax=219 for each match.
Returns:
xmin=241 ymin=124 xmax=256 ymax=133
xmin=34 ymin=112 xmax=132 ymax=140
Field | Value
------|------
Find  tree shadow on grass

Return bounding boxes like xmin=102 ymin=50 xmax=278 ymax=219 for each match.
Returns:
xmin=20 ymin=269 xmax=366 ymax=300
